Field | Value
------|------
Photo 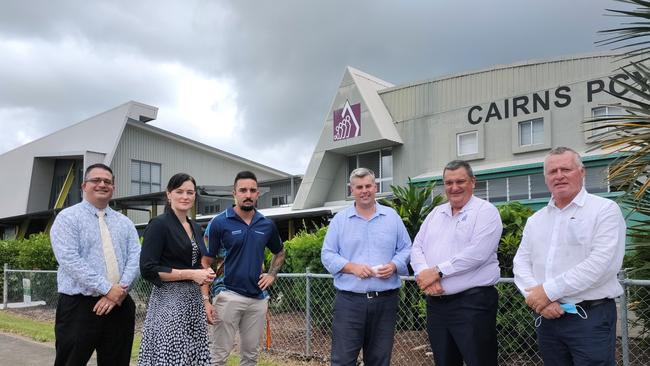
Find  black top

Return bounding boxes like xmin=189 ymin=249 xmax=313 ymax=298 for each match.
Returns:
xmin=140 ymin=210 xmax=208 ymax=287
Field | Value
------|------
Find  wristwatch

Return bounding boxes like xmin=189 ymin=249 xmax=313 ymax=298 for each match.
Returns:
xmin=435 ymin=266 xmax=444 ymax=279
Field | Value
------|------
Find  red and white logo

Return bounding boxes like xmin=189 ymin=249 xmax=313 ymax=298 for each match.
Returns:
xmin=333 ymin=100 xmax=361 ymax=141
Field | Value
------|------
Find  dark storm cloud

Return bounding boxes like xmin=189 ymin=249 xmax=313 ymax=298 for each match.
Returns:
xmin=0 ymin=0 xmax=630 ymax=173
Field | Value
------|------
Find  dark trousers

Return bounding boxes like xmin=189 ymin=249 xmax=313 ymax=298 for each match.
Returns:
xmin=425 ymin=286 xmax=498 ymax=366
xmin=54 ymin=293 xmax=135 ymax=366
xmin=536 ymin=299 xmax=617 ymax=366
xmin=330 ymin=290 xmax=399 ymax=366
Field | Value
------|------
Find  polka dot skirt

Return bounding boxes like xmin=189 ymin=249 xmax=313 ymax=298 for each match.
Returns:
xmin=138 ymin=281 xmax=211 ymax=365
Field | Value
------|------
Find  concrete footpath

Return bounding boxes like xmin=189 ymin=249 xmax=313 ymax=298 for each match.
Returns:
xmin=0 ymin=333 xmax=98 ymax=366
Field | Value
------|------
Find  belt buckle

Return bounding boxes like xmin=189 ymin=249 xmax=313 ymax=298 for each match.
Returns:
xmin=367 ymin=291 xmax=379 ymax=299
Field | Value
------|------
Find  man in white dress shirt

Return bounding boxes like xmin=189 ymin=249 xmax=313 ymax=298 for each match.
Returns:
xmin=513 ymin=146 xmax=626 ymax=366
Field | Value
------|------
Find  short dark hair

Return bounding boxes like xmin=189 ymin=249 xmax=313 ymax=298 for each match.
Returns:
xmin=167 ymin=173 xmax=197 ymax=192
xmin=234 ymin=171 xmax=258 ymax=187
xmin=443 ymin=160 xmax=474 ymax=178
xmin=84 ymin=163 xmax=113 ymax=181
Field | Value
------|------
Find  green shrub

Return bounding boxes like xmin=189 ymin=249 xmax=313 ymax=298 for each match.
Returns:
xmin=497 ymin=202 xmax=534 ymax=277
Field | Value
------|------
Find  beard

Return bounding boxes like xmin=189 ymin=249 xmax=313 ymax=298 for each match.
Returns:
xmin=239 ymin=200 xmax=255 ymax=211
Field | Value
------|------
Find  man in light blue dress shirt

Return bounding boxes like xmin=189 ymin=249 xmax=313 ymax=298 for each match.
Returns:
xmin=321 ymin=167 xmax=411 ymax=366
xmin=51 ymin=163 xmax=141 ymax=366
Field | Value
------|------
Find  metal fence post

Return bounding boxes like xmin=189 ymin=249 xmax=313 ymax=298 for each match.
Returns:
xmin=619 ymin=270 xmax=629 ymax=366
xmin=3 ymin=263 xmax=8 ymax=309
xmin=305 ymin=267 xmax=312 ymax=358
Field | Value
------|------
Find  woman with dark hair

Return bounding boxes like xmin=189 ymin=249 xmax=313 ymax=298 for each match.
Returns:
xmin=138 ymin=173 xmax=215 ymax=365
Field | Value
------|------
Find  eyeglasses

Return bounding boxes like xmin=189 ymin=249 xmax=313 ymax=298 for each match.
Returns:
xmin=85 ymin=178 xmax=114 ymax=186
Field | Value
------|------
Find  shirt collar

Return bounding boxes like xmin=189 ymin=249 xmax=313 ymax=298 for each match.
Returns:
xmin=548 ymin=187 xmax=587 ymax=210
xmin=440 ymin=195 xmax=477 ymax=217
xmin=226 ymin=206 xmax=263 ymax=224
xmin=81 ymin=199 xmax=113 ymax=217
xmin=346 ymin=202 xmax=387 ymax=219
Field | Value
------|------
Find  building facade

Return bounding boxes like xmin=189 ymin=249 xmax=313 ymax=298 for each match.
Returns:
xmin=0 ymin=101 xmax=302 ymax=239
xmin=294 ymin=53 xmax=628 ymax=210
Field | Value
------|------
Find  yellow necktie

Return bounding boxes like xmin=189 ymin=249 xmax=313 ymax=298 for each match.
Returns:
xmin=97 ymin=210 xmax=120 ymax=284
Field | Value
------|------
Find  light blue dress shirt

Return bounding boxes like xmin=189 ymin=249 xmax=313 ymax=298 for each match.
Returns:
xmin=321 ymin=203 xmax=411 ymax=293
xmin=51 ymin=200 xmax=141 ymax=296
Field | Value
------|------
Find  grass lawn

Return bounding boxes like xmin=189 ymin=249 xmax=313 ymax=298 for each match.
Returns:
xmin=0 ymin=311 xmax=289 ymax=365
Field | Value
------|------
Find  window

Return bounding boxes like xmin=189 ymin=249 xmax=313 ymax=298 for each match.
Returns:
xmin=508 ymin=175 xmax=530 ymax=200
xmin=519 ymin=118 xmax=544 ymax=147
xmin=529 ymin=173 xmax=547 ymax=199
xmin=272 ymin=195 xmax=288 ymax=206
xmin=130 ymin=160 xmax=161 ymax=195
xmin=591 ymin=106 xmax=623 ymax=137
xmin=203 ymin=204 xmax=220 ymax=215
xmin=457 ymin=131 xmax=478 ymax=156
xmin=347 ymin=149 xmax=393 ymax=194
xmin=585 ymin=166 xmax=609 ymax=193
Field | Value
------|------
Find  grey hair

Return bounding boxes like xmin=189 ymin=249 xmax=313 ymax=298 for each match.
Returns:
xmin=349 ymin=167 xmax=376 ymax=184
xmin=443 ymin=160 xmax=474 ymax=178
xmin=545 ymin=147 xmax=584 ymax=169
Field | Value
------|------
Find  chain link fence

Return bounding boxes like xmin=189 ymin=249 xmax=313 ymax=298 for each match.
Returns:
xmin=2 ymin=265 xmax=650 ymax=365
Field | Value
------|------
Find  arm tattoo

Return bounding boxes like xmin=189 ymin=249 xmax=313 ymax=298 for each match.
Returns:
xmin=268 ymin=249 xmax=286 ymax=277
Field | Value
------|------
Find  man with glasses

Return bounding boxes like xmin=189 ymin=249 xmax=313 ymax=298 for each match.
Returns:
xmin=321 ymin=167 xmax=411 ymax=366
xmin=411 ymin=160 xmax=502 ymax=366
xmin=513 ymin=147 xmax=626 ymax=365
xmin=201 ymin=170 xmax=285 ymax=366
xmin=50 ymin=163 xmax=141 ymax=365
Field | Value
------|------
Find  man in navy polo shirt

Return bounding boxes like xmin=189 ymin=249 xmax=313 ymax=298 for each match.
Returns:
xmin=201 ymin=171 xmax=285 ymax=366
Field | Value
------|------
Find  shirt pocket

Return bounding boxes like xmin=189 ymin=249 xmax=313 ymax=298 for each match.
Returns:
xmin=565 ymin=218 xmax=590 ymax=247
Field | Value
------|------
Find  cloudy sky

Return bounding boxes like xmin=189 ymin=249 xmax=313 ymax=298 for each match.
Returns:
xmin=0 ymin=0 xmax=631 ymax=174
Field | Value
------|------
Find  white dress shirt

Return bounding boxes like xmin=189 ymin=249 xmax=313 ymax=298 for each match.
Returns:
xmin=513 ymin=188 xmax=626 ymax=303
xmin=411 ymin=195 xmax=503 ymax=295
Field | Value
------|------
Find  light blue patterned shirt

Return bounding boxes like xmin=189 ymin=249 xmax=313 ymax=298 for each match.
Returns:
xmin=321 ymin=203 xmax=411 ymax=293
xmin=51 ymin=200 xmax=141 ymax=296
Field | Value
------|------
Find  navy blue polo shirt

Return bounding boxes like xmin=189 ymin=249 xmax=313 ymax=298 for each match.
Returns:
xmin=205 ymin=207 xmax=283 ymax=299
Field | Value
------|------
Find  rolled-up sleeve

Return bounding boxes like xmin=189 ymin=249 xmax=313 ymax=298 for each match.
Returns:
xmin=437 ymin=204 xmax=502 ymax=277
xmin=321 ymin=215 xmax=348 ymax=275
xmin=391 ymin=217 xmax=411 ymax=276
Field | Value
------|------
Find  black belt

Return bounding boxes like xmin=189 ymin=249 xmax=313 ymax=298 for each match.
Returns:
xmin=577 ymin=298 xmax=613 ymax=309
xmin=427 ymin=286 xmax=493 ymax=302
xmin=338 ymin=288 xmax=399 ymax=299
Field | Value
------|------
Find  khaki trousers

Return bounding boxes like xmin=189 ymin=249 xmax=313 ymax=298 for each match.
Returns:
xmin=209 ymin=290 xmax=268 ymax=366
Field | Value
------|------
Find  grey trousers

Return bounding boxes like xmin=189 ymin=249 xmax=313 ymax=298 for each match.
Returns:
xmin=208 ymin=290 xmax=268 ymax=366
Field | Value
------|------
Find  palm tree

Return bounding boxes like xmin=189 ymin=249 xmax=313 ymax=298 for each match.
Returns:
xmin=587 ymin=0 xmax=650 ymax=256
xmin=379 ymin=178 xmax=445 ymax=240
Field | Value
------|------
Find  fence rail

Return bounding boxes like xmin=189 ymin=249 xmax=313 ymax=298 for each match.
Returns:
xmin=2 ymin=265 xmax=649 ymax=365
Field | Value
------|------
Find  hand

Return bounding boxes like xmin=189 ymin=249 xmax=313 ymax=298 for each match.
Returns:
xmin=258 ymin=273 xmax=276 ymax=290
xmin=375 ymin=262 xmax=397 ymax=279
xmin=525 ymin=284 xmax=552 ymax=313
xmin=345 ymin=263 xmax=374 ymax=279
xmin=204 ymin=301 xmax=217 ymax=325
xmin=423 ymin=280 xmax=444 ymax=296
xmin=190 ymin=268 xmax=216 ymax=285
xmin=93 ymin=296 xmax=117 ymax=316
xmin=539 ymin=301 xmax=564 ymax=319
xmin=416 ymin=268 xmax=439 ymax=290
xmin=105 ymin=284 xmax=127 ymax=306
